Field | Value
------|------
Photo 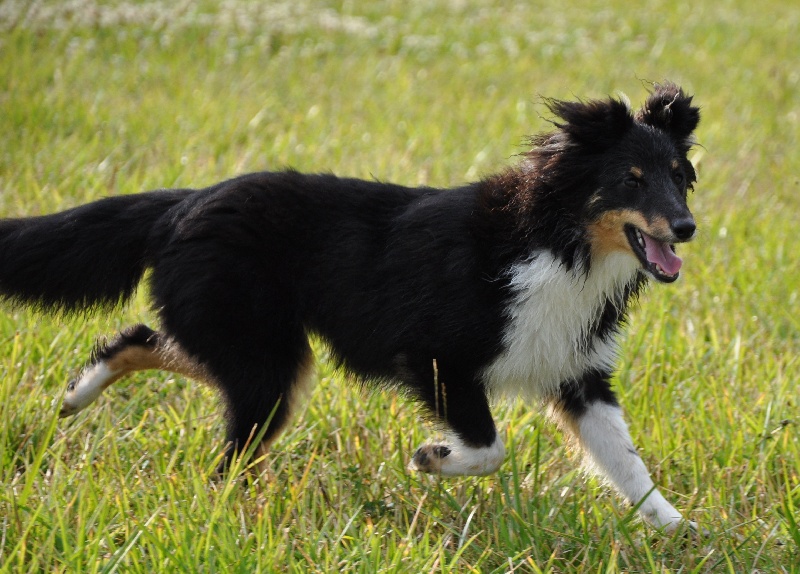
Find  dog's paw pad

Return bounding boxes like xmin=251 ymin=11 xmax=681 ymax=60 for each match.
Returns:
xmin=431 ymin=445 xmax=451 ymax=458
xmin=409 ymin=444 xmax=451 ymax=473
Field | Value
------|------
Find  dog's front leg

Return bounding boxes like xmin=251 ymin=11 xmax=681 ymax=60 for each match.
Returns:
xmin=553 ymin=375 xmax=692 ymax=532
xmin=575 ymin=401 xmax=691 ymax=531
xmin=407 ymin=362 xmax=505 ymax=477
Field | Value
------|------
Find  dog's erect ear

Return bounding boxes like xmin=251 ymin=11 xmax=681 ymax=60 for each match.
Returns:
xmin=546 ymin=96 xmax=634 ymax=149
xmin=635 ymin=82 xmax=700 ymax=148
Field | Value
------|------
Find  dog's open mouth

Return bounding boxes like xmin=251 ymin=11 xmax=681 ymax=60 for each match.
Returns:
xmin=625 ymin=225 xmax=682 ymax=283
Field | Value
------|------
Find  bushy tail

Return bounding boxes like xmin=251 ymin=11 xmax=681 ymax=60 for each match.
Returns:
xmin=0 ymin=190 xmax=191 ymax=313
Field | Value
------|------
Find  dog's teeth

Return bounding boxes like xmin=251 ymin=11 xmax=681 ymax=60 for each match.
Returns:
xmin=654 ymin=263 xmax=672 ymax=277
xmin=636 ymin=229 xmax=645 ymax=248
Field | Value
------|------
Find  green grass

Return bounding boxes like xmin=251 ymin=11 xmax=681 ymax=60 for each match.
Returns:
xmin=1 ymin=0 xmax=799 ymax=571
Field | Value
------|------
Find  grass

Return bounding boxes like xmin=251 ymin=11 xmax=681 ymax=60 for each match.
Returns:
xmin=1 ymin=0 xmax=799 ymax=571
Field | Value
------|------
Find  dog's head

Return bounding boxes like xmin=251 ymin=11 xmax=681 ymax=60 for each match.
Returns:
xmin=532 ymin=82 xmax=700 ymax=283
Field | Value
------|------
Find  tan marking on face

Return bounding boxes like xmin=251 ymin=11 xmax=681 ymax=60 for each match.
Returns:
xmin=647 ymin=215 xmax=673 ymax=240
xmin=671 ymin=159 xmax=680 ymax=170
xmin=630 ymin=166 xmax=644 ymax=178
xmin=586 ymin=209 xmax=649 ymax=257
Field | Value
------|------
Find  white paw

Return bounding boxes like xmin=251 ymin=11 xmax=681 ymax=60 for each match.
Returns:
xmin=409 ymin=444 xmax=454 ymax=473
xmin=660 ymin=519 xmax=709 ymax=537
xmin=638 ymin=496 xmax=707 ymax=536
xmin=57 ymin=363 xmax=115 ymax=417
xmin=408 ymin=435 xmax=505 ymax=477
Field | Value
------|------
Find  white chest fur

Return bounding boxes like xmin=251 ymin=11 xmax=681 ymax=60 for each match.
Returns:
xmin=482 ymin=250 xmax=640 ymax=400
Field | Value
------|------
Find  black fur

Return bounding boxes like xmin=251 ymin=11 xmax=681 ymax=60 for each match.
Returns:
xmin=0 ymin=190 xmax=192 ymax=313
xmin=91 ymin=324 xmax=159 ymax=364
xmin=1 ymin=82 xmax=700 ymax=471
xmin=555 ymin=369 xmax=619 ymax=417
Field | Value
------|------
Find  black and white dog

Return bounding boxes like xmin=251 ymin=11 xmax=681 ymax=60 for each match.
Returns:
xmin=0 ymin=82 xmax=700 ymax=531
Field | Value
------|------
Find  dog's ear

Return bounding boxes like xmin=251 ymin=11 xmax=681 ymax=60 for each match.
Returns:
xmin=635 ymin=82 xmax=700 ymax=148
xmin=546 ymin=97 xmax=634 ymax=149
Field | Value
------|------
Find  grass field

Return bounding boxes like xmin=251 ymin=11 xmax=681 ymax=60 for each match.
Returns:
xmin=1 ymin=0 xmax=799 ymax=571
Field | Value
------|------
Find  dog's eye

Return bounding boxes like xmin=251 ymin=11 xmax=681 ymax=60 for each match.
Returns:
xmin=673 ymin=172 xmax=685 ymax=186
xmin=623 ymin=175 xmax=640 ymax=189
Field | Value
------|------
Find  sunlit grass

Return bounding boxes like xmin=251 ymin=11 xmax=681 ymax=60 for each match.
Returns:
xmin=1 ymin=0 xmax=799 ymax=572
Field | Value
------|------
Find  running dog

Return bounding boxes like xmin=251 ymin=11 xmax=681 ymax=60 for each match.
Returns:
xmin=0 ymin=82 xmax=700 ymax=532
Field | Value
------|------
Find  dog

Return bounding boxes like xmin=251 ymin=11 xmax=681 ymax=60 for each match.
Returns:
xmin=0 ymin=82 xmax=700 ymax=532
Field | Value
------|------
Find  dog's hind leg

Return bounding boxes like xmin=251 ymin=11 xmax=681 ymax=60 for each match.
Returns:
xmin=152 ymin=278 xmax=314 ymax=473
xmin=212 ymin=340 xmax=315 ymax=474
xmin=408 ymin=361 xmax=505 ymax=476
xmin=59 ymin=324 xmax=205 ymax=417
xmin=551 ymin=370 xmax=693 ymax=533
xmin=144 ymin=223 xmax=323 ymax=473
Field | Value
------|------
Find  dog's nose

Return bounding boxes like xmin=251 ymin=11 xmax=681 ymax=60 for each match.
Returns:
xmin=671 ymin=217 xmax=696 ymax=241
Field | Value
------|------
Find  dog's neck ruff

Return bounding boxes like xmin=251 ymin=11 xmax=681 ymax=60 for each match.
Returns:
xmin=483 ymin=249 xmax=640 ymax=401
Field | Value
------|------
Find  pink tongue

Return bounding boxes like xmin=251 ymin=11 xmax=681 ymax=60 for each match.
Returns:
xmin=642 ymin=233 xmax=682 ymax=275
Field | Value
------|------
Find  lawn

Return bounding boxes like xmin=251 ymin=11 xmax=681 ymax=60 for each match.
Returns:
xmin=1 ymin=0 xmax=798 ymax=572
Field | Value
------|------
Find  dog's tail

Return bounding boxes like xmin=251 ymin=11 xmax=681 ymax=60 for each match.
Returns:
xmin=0 ymin=190 xmax=191 ymax=313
